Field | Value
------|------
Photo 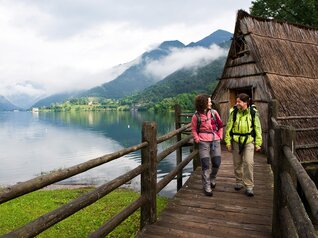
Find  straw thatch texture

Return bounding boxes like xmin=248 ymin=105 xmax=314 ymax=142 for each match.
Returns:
xmin=267 ymin=75 xmax=318 ymax=117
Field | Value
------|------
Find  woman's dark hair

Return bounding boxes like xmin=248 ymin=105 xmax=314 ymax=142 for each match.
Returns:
xmin=237 ymin=93 xmax=252 ymax=106
xmin=195 ymin=94 xmax=209 ymax=113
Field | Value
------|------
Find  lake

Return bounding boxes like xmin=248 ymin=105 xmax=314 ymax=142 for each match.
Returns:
xmin=0 ymin=110 xmax=193 ymax=197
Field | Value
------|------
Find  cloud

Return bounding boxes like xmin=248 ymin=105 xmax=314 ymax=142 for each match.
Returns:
xmin=143 ymin=45 xmax=228 ymax=79
xmin=0 ymin=0 xmax=252 ymax=106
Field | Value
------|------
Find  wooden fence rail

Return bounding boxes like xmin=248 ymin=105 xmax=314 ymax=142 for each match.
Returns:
xmin=0 ymin=119 xmax=197 ymax=238
xmin=268 ymin=99 xmax=318 ymax=238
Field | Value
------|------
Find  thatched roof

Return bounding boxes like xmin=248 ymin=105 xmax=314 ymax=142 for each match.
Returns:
xmin=220 ymin=10 xmax=318 ymax=162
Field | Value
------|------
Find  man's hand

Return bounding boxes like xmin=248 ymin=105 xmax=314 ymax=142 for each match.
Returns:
xmin=255 ymin=146 xmax=261 ymax=152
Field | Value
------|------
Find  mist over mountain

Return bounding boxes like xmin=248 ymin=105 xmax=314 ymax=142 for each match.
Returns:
xmin=80 ymin=29 xmax=231 ymax=99
xmin=27 ymin=29 xmax=232 ymax=108
xmin=81 ymin=40 xmax=186 ymax=99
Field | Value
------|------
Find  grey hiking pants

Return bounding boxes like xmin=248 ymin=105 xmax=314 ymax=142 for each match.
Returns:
xmin=199 ymin=140 xmax=221 ymax=192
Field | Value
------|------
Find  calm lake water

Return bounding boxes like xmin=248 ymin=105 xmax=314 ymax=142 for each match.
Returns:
xmin=0 ymin=110 xmax=192 ymax=197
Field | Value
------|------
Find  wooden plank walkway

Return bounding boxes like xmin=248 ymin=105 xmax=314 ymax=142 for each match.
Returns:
xmin=137 ymin=149 xmax=273 ymax=238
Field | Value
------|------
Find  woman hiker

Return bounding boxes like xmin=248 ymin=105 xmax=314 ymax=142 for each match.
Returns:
xmin=191 ymin=94 xmax=223 ymax=196
xmin=224 ymin=93 xmax=262 ymax=197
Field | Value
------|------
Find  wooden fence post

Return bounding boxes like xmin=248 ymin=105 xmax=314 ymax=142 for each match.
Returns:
xmin=272 ymin=125 xmax=283 ymax=238
xmin=268 ymin=100 xmax=278 ymax=164
xmin=140 ymin=121 xmax=157 ymax=229
xmin=280 ymin=126 xmax=297 ymax=186
xmin=175 ymin=104 xmax=183 ymax=191
xmin=192 ymin=143 xmax=200 ymax=171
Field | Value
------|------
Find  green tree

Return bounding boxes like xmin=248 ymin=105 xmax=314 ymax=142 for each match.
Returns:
xmin=250 ymin=0 xmax=318 ymax=27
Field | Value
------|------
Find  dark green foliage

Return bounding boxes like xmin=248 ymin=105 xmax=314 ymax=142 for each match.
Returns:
xmin=251 ymin=0 xmax=318 ymax=27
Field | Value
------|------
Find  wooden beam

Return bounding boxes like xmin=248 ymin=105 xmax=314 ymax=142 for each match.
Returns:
xmin=277 ymin=115 xmax=318 ymax=120
xmin=295 ymin=144 xmax=318 ymax=150
xmin=2 ymin=165 xmax=145 ymax=238
xmin=280 ymin=172 xmax=317 ymax=237
xmin=283 ymin=146 xmax=318 ymax=221
xmin=295 ymin=127 xmax=318 ymax=132
xmin=0 ymin=142 xmax=148 ymax=204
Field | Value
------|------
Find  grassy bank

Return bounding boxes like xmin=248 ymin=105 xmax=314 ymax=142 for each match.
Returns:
xmin=0 ymin=188 xmax=168 ymax=237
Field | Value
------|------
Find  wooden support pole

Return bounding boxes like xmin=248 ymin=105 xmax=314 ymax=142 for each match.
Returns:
xmin=268 ymin=100 xmax=278 ymax=164
xmin=140 ymin=121 xmax=157 ymax=229
xmin=272 ymin=126 xmax=283 ymax=238
xmin=280 ymin=126 xmax=297 ymax=186
xmin=175 ymin=104 xmax=183 ymax=191
xmin=279 ymin=206 xmax=298 ymax=238
xmin=192 ymin=142 xmax=200 ymax=171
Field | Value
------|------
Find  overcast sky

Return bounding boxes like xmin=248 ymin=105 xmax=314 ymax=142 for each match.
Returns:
xmin=0 ymin=0 xmax=252 ymax=100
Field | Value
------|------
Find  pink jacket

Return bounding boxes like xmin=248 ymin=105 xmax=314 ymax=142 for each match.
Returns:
xmin=191 ymin=110 xmax=223 ymax=143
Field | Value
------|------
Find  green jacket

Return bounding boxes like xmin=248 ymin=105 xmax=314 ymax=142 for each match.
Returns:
xmin=224 ymin=106 xmax=262 ymax=148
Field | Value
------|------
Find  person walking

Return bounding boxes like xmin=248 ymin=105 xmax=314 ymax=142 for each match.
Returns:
xmin=224 ymin=93 xmax=262 ymax=197
xmin=191 ymin=94 xmax=223 ymax=196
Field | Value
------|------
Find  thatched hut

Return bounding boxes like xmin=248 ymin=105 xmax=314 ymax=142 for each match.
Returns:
xmin=212 ymin=10 xmax=318 ymax=163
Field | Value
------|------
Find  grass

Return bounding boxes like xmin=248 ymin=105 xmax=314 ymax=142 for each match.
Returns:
xmin=0 ymin=188 xmax=169 ymax=237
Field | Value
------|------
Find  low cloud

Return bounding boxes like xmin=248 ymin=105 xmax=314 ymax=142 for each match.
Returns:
xmin=143 ymin=44 xmax=227 ymax=79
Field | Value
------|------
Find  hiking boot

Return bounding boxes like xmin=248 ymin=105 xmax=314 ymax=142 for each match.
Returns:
xmin=204 ymin=187 xmax=213 ymax=197
xmin=204 ymin=190 xmax=213 ymax=196
xmin=211 ymin=179 xmax=216 ymax=189
xmin=234 ymin=183 xmax=243 ymax=191
xmin=245 ymin=188 xmax=254 ymax=197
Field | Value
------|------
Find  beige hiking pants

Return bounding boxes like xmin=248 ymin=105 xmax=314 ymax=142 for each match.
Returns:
xmin=232 ymin=142 xmax=254 ymax=189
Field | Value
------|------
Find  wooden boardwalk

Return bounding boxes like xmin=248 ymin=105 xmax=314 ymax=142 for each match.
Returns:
xmin=138 ymin=149 xmax=273 ymax=238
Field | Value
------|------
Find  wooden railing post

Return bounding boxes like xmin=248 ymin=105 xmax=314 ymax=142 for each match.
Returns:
xmin=140 ymin=121 xmax=157 ymax=229
xmin=272 ymin=125 xmax=283 ymax=238
xmin=268 ymin=100 xmax=278 ymax=164
xmin=281 ymin=126 xmax=297 ymax=183
xmin=192 ymin=143 xmax=200 ymax=171
xmin=175 ymin=104 xmax=182 ymax=191
xmin=273 ymin=125 xmax=297 ymax=238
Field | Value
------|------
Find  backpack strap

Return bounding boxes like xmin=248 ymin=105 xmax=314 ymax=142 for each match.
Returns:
xmin=250 ymin=105 xmax=256 ymax=138
xmin=229 ymin=105 xmax=238 ymax=137
xmin=195 ymin=111 xmax=201 ymax=134
xmin=230 ymin=105 xmax=257 ymax=154
xmin=210 ymin=109 xmax=218 ymax=131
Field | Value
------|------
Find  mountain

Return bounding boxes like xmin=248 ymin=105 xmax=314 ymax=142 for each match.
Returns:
xmin=80 ymin=30 xmax=232 ymax=99
xmin=0 ymin=95 xmax=20 ymax=111
xmin=186 ymin=29 xmax=232 ymax=48
xmin=34 ymin=29 xmax=232 ymax=107
xmin=33 ymin=91 xmax=82 ymax=108
xmin=126 ymin=56 xmax=227 ymax=109
xmin=82 ymin=40 xmax=185 ymax=98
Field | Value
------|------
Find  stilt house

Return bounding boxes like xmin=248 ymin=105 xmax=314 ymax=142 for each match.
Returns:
xmin=212 ymin=10 xmax=318 ymax=162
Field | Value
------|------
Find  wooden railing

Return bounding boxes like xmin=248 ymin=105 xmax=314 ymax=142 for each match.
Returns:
xmin=0 ymin=117 xmax=198 ymax=237
xmin=268 ymin=100 xmax=318 ymax=238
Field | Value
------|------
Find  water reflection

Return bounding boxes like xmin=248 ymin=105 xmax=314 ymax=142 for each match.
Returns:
xmin=0 ymin=111 xmax=192 ymax=197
